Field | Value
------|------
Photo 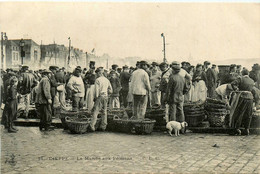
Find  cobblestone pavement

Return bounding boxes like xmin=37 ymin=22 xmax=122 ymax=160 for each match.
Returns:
xmin=1 ymin=126 xmax=260 ymax=174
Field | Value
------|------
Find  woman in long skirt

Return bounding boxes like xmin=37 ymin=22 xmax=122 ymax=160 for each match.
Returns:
xmin=191 ymin=64 xmax=208 ymax=102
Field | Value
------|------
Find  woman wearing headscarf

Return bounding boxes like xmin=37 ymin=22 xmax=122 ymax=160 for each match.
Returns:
xmin=191 ymin=64 xmax=208 ymax=102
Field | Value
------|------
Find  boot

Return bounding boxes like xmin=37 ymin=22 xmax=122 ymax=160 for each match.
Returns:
xmin=8 ymin=123 xmax=17 ymax=133
xmin=11 ymin=123 xmax=18 ymax=131
xmin=235 ymin=129 xmax=241 ymax=135
xmin=245 ymin=129 xmax=250 ymax=136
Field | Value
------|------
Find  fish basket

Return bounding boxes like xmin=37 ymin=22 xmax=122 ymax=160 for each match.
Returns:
xmin=131 ymin=118 xmax=156 ymax=134
xmin=60 ymin=110 xmax=91 ymax=129
xmin=65 ymin=116 xmax=91 ymax=134
xmin=207 ymin=113 xmax=226 ymax=127
xmin=251 ymin=110 xmax=260 ymax=128
xmin=113 ymin=116 xmax=133 ymax=133
xmin=185 ymin=113 xmax=205 ymax=127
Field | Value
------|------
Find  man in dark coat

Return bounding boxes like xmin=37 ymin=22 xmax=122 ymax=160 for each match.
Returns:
xmin=49 ymin=66 xmax=59 ymax=116
xmin=205 ymin=62 xmax=218 ymax=98
xmin=229 ymin=69 xmax=255 ymax=135
xmin=17 ymin=66 xmax=37 ymax=118
xmin=55 ymin=68 xmax=66 ymax=109
xmin=166 ymin=62 xmax=185 ymax=122
xmin=120 ymin=65 xmax=131 ymax=108
xmin=36 ymin=70 xmax=53 ymax=131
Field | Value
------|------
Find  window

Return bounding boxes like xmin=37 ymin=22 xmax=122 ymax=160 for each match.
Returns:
xmin=13 ymin=52 xmax=15 ymax=60
xmin=16 ymin=53 xmax=18 ymax=61
xmin=34 ymin=50 xmax=37 ymax=60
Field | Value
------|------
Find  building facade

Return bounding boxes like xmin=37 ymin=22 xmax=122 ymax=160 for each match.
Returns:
xmin=11 ymin=39 xmax=41 ymax=69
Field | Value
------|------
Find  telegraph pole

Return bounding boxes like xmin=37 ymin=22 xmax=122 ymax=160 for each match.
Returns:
xmin=161 ymin=33 xmax=166 ymax=63
xmin=1 ymin=32 xmax=7 ymax=69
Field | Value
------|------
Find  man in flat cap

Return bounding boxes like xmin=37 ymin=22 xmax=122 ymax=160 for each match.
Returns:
xmin=17 ymin=65 xmax=37 ymax=118
xmin=36 ymin=69 xmax=53 ymax=131
xmin=205 ymin=62 xmax=217 ymax=98
xmin=109 ymin=70 xmax=122 ymax=109
xmin=166 ymin=62 xmax=185 ymax=122
xmin=49 ymin=66 xmax=60 ymax=116
xmin=159 ymin=62 xmax=170 ymax=108
xmin=90 ymin=67 xmax=112 ymax=131
xmin=249 ymin=63 xmax=260 ymax=89
xmin=129 ymin=61 xmax=151 ymax=119
xmin=120 ymin=65 xmax=131 ymax=108
xmin=150 ymin=62 xmax=162 ymax=107
xmin=67 ymin=67 xmax=85 ymax=111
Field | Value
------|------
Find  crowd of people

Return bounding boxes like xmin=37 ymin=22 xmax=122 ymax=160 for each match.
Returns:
xmin=1 ymin=60 xmax=259 ymax=134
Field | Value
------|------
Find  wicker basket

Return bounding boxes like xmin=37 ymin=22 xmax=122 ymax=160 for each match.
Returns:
xmin=185 ymin=114 xmax=205 ymax=127
xmin=131 ymin=119 xmax=156 ymax=134
xmin=206 ymin=98 xmax=226 ymax=105
xmin=208 ymin=114 xmax=226 ymax=127
xmin=66 ymin=116 xmax=91 ymax=134
xmin=60 ymin=111 xmax=79 ymax=129
xmin=251 ymin=111 xmax=260 ymax=128
xmin=113 ymin=116 xmax=133 ymax=133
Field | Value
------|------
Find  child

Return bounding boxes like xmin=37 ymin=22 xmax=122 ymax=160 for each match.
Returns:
xmin=5 ymin=76 xmax=18 ymax=133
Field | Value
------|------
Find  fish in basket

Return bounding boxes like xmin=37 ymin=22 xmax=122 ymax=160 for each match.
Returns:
xmin=65 ymin=116 xmax=91 ymax=134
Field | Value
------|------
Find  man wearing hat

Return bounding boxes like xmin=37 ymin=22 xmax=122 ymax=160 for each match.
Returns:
xmin=129 ymin=61 xmax=151 ymax=119
xmin=205 ymin=62 xmax=218 ymax=98
xmin=90 ymin=67 xmax=112 ymax=131
xmin=49 ymin=66 xmax=60 ymax=116
xmin=225 ymin=64 xmax=240 ymax=84
xmin=159 ymin=62 xmax=170 ymax=108
xmin=84 ymin=62 xmax=96 ymax=111
xmin=36 ymin=69 xmax=53 ymax=131
xmin=166 ymin=62 xmax=186 ymax=122
xmin=229 ymin=69 xmax=256 ymax=135
xmin=17 ymin=65 xmax=37 ymax=118
xmin=67 ymin=67 xmax=85 ymax=111
xmin=249 ymin=63 xmax=260 ymax=89
xmin=150 ymin=62 xmax=162 ymax=107
xmin=120 ymin=65 xmax=131 ymax=108
xmin=109 ymin=70 xmax=122 ymax=109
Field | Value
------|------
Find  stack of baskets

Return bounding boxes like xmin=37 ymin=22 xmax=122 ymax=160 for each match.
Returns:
xmin=205 ymin=98 xmax=228 ymax=127
xmin=184 ymin=101 xmax=205 ymax=127
xmin=65 ymin=116 xmax=91 ymax=134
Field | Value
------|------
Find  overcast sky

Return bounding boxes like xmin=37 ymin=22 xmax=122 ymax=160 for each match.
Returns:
xmin=0 ymin=2 xmax=259 ymax=63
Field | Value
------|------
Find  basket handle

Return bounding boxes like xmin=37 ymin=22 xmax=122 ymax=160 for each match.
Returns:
xmin=65 ymin=116 xmax=71 ymax=121
xmin=113 ymin=115 xmax=120 ymax=120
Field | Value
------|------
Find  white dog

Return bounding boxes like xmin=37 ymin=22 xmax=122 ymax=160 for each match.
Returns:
xmin=166 ymin=121 xmax=188 ymax=136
